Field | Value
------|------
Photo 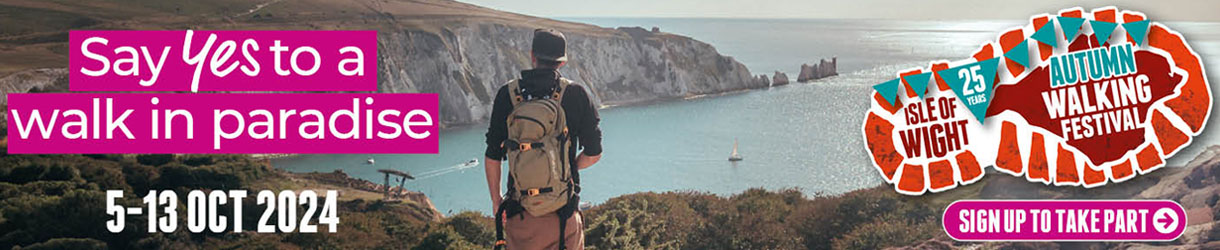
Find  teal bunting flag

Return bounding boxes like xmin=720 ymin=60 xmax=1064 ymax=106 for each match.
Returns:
xmin=937 ymin=58 xmax=1000 ymax=123
xmin=1091 ymin=20 xmax=1118 ymax=46
xmin=879 ymin=17 xmax=1152 ymax=119
xmin=902 ymin=72 xmax=933 ymax=99
xmin=1123 ymin=20 xmax=1151 ymax=45
xmin=1003 ymin=39 xmax=1031 ymax=68
xmin=873 ymin=78 xmax=902 ymax=106
xmin=1031 ymin=19 xmax=1059 ymax=48
xmin=1057 ymin=16 xmax=1086 ymax=43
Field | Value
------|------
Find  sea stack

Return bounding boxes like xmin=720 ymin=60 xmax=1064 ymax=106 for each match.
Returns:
xmin=797 ymin=57 xmax=838 ymax=82
xmin=772 ymin=71 xmax=789 ymax=86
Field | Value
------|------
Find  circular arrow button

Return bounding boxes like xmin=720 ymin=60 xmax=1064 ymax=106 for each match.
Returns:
xmin=1152 ymin=208 xmax=1178 ymax=234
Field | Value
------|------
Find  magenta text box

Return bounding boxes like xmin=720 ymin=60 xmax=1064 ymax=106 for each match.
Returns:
xmin=69 ymin=30 xmax=377 ymax=92
xmin=6 ymin=93 xmax=437 ymax=154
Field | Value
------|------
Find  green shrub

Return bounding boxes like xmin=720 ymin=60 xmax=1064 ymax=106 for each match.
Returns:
xmin=0 ymin=189 xmax=142 ymax=248
xmin=16 ymin=238 xmax=107 ymax=250
xmin=413 ymin=226 xmax=480 ymax=250
xmin=16 ymin=181 xmax=90 ymax=196
xmin=0 ymin=182 xmax=18 ymax=199
xmin=180 ymin=155 xmax=217 ymax=166
xmin=585 ymin=197 xmax=678 ymax=249
xmin=120 ymin=161 xmax=159 ymax=193
xmin=73 ymin=159 xmax=127 ymax=190
xmin=716 ymin=188 xmax=804 ymax=249
xmin=831 ymin=218 xmax=939 ymax=250
xmin=445 ymin=211 xmax=494 ymax=247
xmin=135 ymin=154 xmax=174 ymax=166
xmin=82 ymin=154 xmax=124 ymax=161
xmin=3 ymin=163 xmax=78 ymax=184
xmin=154 ymin=162 xmax=248 ymax=190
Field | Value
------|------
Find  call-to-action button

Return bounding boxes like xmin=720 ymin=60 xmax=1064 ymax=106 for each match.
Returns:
xmin=942 ymin=200 xmax=1186 ymax=241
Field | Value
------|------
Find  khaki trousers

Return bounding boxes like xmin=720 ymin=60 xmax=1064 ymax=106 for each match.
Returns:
xmin=505 ymin=211 xmax=583 ymax=250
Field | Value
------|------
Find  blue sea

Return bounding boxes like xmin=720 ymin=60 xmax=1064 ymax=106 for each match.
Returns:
xmin=273 ymin=18 xmax=1220 ymax=215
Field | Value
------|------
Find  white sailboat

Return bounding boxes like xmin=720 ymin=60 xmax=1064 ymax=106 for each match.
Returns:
xmin=728 ymin=139 xmax=743 ymax=161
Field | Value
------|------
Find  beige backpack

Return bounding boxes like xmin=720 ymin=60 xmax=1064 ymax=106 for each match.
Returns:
xmin=504 ymin=78 xmax=574 ymax=217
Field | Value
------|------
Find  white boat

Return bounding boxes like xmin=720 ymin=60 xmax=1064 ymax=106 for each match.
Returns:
xmin=461 ymin=158 xmax=479 ymax=167
xmin=366 ymin=158 xmax=375 ymax=165
xmin=728 ymin=139 xmax=743 ymax=161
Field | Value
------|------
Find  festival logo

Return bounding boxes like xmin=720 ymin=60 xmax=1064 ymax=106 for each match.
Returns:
xmin=861 ymin=7 xmax=1212 ymax=195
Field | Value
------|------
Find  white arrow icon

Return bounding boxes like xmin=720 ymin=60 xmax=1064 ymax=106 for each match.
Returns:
xmin=1152 ymin=208 xmax=1178 ymax=234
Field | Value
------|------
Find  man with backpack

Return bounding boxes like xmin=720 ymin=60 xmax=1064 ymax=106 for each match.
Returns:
xmin=483 ymin=28 xmax=603 ymax=250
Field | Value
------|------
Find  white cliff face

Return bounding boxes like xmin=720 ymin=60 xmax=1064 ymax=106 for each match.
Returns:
xmin=0 ymin=69 xmax=68 ymax=126
xmin=0 ymin=69 xmax=67 ymax=105
xmin=0 ymin=24 xmax=763 ymax=128
xmin=378 ymin=24 xmax=765 ymax=127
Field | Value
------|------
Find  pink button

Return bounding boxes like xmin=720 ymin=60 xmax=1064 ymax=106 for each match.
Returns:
xmin=943 ymin=200 xmax=1186 ymax=241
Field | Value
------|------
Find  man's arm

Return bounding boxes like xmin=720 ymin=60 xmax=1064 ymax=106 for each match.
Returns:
xmin=571 ymin=84 xmax=603 ymax=170
xmin=576 ymin=153 xmax=600 ymax=170
xmin=484 ymin=86 xmax=512 ymax=213
xmin=484 ymin=158 xmax=502 ymax=212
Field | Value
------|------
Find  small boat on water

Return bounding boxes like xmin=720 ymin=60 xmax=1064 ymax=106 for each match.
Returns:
xmin=461 ymin=158 xmax=479 ymax=167
xmin=728 ymin=139 xmax=743 ymax=161
xmin=366 ymin=158 xmax=375 ymax=165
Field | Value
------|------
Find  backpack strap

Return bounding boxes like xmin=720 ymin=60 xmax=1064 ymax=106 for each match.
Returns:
xmin=554 ymin=77 xmax=573 ymax=141
xmin=507 ymin=79 xmax=524 ymax=107
xmin=555 ymin=194 xmax=579 ymax=250
xmin=511 ymin=78 xmax=571 ymax=105
xmin=493 ymin=200 xmax=508 ymax=250
xmin=553 ymin=78 xmax=572 ymax=102
xmin=494 ymin=199 xmax=525 ymax=250
xmin=554 ymin=78 xmax=581 ymax=191
xmin=555 ymin=78 xmax=580 ymax=250
xmin=558 ymin=213 xmax=567 ymax=250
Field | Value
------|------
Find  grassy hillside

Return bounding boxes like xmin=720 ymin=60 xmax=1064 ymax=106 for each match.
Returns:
xmin=0 ymin=146 xmax=944 ymax=249
xmin=2 ymin=144 xmax=1218 ymax=249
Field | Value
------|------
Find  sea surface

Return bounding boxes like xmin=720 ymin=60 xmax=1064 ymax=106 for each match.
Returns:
xmin=274 ymin=18 xmax=1220 ymax=215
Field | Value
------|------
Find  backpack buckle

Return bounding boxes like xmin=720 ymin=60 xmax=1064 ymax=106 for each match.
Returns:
xmin=519 ymin=143 xmax=532 ymax=151
xmin=526 ymin=188 xmax=540 ymax=196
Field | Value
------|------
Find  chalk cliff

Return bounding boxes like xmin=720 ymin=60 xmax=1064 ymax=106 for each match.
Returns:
xmin=382 ymin=24 xmax=767 ymax=126
xmin=0 ymin=0 xmax=767 ymax=127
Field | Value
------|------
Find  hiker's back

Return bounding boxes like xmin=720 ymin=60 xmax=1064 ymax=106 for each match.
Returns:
xmin=504 ymin=78 xmax=575 ymax=216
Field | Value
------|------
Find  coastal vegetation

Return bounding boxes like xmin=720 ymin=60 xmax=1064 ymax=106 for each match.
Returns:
xmin=0 ymin=146 xmax=944 ymax=249
xmin=2 ymin=144 xmax=1219 ymax=249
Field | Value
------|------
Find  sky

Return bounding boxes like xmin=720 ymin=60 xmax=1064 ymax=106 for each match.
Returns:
xmin=458 ymin=0 xmax=1220 ymax=21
